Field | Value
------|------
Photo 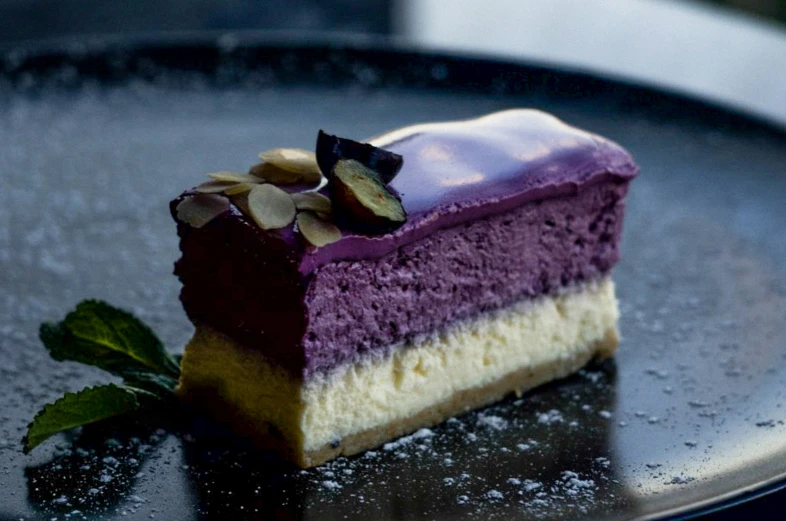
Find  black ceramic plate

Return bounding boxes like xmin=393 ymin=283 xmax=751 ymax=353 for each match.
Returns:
xmin=1 ymin=36 xmax=786 ymax=521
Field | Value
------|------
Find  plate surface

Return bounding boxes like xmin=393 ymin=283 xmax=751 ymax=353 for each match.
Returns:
xmin=1 ymin=38 xmax=786 ymax=521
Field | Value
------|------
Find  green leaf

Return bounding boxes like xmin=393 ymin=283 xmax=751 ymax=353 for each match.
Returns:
xmin=23 ymin=384 xmax=145 ymax=453
xmin=40 ymin=300 xmax=180 ymax=380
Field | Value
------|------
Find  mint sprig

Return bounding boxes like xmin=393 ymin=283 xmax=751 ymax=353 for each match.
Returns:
xmin=40 ymin=300 xmax=180 ymax=379
xmin=24 ymin=301 xmax=182 ymax=453
xmin=23 ymin=384 xmax=154 ymax=453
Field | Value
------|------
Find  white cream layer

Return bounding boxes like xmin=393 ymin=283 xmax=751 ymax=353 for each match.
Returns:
xmin=177 ymin=278 xmax=619 ymax=452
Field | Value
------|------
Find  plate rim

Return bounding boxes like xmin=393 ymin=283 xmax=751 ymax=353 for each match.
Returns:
xmin=1 ymin=28 xmax=785 ymax=136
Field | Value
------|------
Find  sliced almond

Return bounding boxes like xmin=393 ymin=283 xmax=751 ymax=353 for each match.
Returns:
xmin=297 ymin=211 xmax=342 ymax=247
xmin=229 ymin=193 xmax=251 ymax=216
xmin=249 ymin=162 xmax=297 ymax=184
xmin=291 ymin=192 xmax=332 ymax=216
xmin=259 ymin=148 xmax=320 ymax=175
xmin=195 ymin=180 xmax=236 ymax=194
xmin=224 ymin=182 xmax=257 ymax=195
xmin=249 ymin=162 xmax=322 ymax=185
xmin=208 ymin=171 xmax=265 ymax=184
xmin=175 ymin=194 xmax=229 ymax=228
xmin=247 ymin=184 xmax=296 ymax=230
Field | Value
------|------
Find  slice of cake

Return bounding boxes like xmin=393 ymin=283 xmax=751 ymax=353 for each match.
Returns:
xmin=171 ymin=109 xmax=638 ymax=468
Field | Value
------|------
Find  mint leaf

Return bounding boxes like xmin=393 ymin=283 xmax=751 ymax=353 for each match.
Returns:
xmin=27 ymin=301 xmax=183 ymax=454
xmin=23 ymin=384 xmax=150 ymax=453
xmin=40 ymin=300 xmax=180 ymax=380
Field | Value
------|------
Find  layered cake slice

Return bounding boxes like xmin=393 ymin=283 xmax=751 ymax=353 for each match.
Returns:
xmin=171 ymin=109 xmax=638 ymax=467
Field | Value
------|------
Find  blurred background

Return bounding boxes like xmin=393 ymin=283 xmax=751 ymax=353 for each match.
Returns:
xmin=1 ymin=0 xmax=785 ymax=40
xmin=0 ymin=0 xmax=784 ymax=126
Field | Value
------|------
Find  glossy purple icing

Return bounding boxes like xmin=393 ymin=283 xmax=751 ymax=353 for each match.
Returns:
xmin=172 ymin=109 xmax=638 ymax=377
xmin=300 ymin=109 xmax=637 ymax=274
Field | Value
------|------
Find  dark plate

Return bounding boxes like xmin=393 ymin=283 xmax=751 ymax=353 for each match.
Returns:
xmin=1 ymin=35 xmax=786 ymax=521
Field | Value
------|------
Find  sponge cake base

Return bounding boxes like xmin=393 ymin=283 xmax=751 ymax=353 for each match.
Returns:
xmin=176 ymin=278 xmax=619 ymax=468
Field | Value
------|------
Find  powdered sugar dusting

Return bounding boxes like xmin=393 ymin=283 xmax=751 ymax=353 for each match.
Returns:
xmin=476 ymin=414 xmax=508 ymax=431
xmin=537 ymin=409 xmax=564 ymax=425
xmin=382 ymin=428 xmax=434 ymax=451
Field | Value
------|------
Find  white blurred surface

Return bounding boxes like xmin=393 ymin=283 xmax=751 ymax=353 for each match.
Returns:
xmin=397 ymin=0 xmax=786 ymax=127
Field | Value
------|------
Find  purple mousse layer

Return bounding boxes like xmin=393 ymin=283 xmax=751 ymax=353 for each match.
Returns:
xmin=303 ymin=182 xmax=628 ymax=374
xmin=171 ymin=109 xmax=638 ymax=377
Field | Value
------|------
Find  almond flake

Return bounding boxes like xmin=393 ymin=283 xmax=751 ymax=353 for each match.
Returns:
xmin=291 ymin=192 xmax=332 ymax=216
xmin=224 ymin=182 xmax=257 ymax=195
xmin=229 ymin=193 xmax=251 ymax=216
xmin=297 ymin=211 xmax=342 ymax=247
xmin=208 ymin=171 xmax=265 ymax=184
xmin=195 ymin=180 xmax=236 ymax=193
xmin=247 ymin=184 xmax=296 ymax=230
xmin=249 ymin=162 xmax=322 ymax=185
xmin=176 ymin=194 xmax=229 ymax=228
xmin=259 ymin=148 xmax=320 ymax=175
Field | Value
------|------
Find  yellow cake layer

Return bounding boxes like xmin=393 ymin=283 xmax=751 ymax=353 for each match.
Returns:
xmin=177 ymin=278 xmax=619 ymax=467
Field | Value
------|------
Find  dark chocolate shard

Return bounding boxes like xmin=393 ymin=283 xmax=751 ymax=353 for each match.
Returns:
xmin=316 ymin=130 xmax=403 ymax=184
xmin=329 ymin=159 xmax=406 ymax=232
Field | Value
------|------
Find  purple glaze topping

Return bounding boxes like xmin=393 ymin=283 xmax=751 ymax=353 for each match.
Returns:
xmin=301 ymin=109 xmax=637 ymax=274
xmin=172 ymin=109 xmax=638 ymax=377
